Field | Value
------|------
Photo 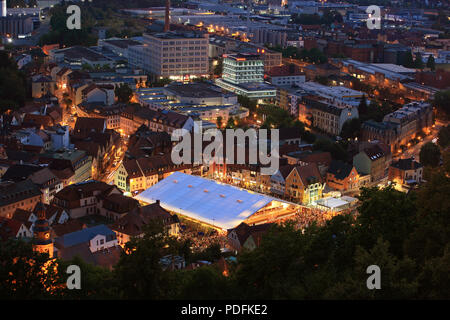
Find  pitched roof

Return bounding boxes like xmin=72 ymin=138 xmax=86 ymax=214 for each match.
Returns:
xmin=0 ymin=180 xmax=42 ymax=207
xmin=12 ymin=209 xmax=34 ymax=229
xmin=227 ymin=222 xmax=271 ymax=246
xmin=0 ymin=218 xmax=24 ymax=240
xmin=56 ymin=242 xmax=122 ymax=269
xmin=74 ymin=117 xmax=106 ymax=136
xmin=102 ymin=193 xmax=139 ymax=214
xmin=278 ymin=164 xmax=295 ymax=179
xmin=328 ymin=160 xmax=354 ymax=180
xmin=22 ymin=114 xmax=54 ymax=128
xmin=52 ymin=219 xmax=87 ymax=238
xmin=391 ymin=158 xmax=423 ymax=171
xmin=55 ymin=224 xmax=116 ymax=248
xmin=279 ymin=127 xmax=304 ymax=141
xmin=1 ymin=164 xmax=43 ymax=182
xmin=363 ymin=145 xmax=385 ymax=161
xmin=110 ymin=202 xmax=176 ymax=236
xmin=294 ymin=151 xmax=332 ymax=166
xmin=293 ymin=163 xmax=323 ymax=186
xmin=54 ymin=180 xmax=118 ymax=202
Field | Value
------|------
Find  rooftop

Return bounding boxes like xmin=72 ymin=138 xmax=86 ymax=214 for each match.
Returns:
xmin=135 ymin=172 xmax=279 ymax=230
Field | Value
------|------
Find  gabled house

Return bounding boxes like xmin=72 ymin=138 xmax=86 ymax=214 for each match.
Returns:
xmin=285 ymin=163 xmax=325 ymax=204
xmin=110 ymin=200 xmax=180 ymax=247
xmin=326 ymin=160 xmax=359 ymax=192
xmin=353 ymin=145 xmax=386 ymax=182
xmin=388 ymin=158 xmax=423 ymax=186
xmin=0 ymin=217 xmax=32 ymax=241
xmin=54 ymin=224 xmax=121 ymax=269
xmin=52 ymin=180 xmax=122 ymax=219
xmin=270 ymin=164 xmax=295 ymax=196
xmin=227 ymin=222 xmax=272 ymax=252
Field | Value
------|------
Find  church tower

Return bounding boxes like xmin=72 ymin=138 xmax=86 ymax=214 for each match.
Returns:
xmin=33 ymin=202 xmax=54 ymax=258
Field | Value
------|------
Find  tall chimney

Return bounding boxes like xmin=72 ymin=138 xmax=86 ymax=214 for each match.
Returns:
xmin=164 ymin=0 xmax=170 ymax=32
xmin=1 ymin=0 xmax=6 ymax=18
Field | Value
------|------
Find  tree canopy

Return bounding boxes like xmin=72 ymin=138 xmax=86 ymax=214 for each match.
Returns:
xmin=419 ymin=142 xmax=441 ymax=167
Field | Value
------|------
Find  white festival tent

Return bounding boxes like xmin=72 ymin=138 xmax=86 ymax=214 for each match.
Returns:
xmin=135 ymin=172 xmax=275 ymax=230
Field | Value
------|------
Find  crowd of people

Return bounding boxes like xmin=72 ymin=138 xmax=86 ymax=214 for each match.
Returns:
xmin=177 ymin=219 xmax=228 ymax=252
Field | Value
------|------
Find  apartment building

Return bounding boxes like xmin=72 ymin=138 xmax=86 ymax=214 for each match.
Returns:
xmin=307 ymin=98 xmax=359 ymax=136
xmin=0 ymin=180 xmax=42 ymax=219
xmin=129 ymin=31 xmax=209 ymax=81
xmin=362 ymin=102 xmax=433 ymax=153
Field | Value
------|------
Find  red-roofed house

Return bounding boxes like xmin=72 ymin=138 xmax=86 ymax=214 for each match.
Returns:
xmin=285 ymin=163 xmax=325 ymax=204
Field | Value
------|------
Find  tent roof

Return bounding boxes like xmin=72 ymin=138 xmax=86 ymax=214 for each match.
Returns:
xmin=135 ymin=172 xmax=275 ymax=230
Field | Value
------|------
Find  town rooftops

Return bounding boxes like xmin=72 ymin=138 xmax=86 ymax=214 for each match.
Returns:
xmin=1 ymin=164 xmax=44 ymax=182
xmin=74 ymin=117 xmax=106 ymax=135
xmin=363 ymin=145 xmax=385 ymax=161
xmin=0 ymin=217 xmax=24 ymax=241
xmin=52 ymin=219 xmax=87 ymax=238
xmin=391 ymin=158 xmax=423 ymax=171
xmin=54 ymin=46 xmax=112 ymax=62
xmin=135 ymin=172 xmax=279 ymax=230
xmin=223 ymin=52 xmax=262 ymax=61
xmin=165 ymin=82 xmax=230 ymax=99
xmin=293 ymin=163 xmax=323 ymax=186
xmin=0 ymin=180 xmax=42 ymax=207
xmin=146 ymin=31 xmax=207 ymax=40
xmin=40 ymin=149 xmax=88 ymax=164
xmin=267 ymin=64 xmax=305 ymax=77
xmin=55 ymin=224 xmax=116 ymax=248
xmin=53 ymin=180 xmax=117 ymax=204
xmin=328 ymin=160 xmax=354 ymax=180
xmin=227 ymin=221 xmax=272 ymax=246
xmin=103 ymin=39 xmax=142 ymax=48
xmin=110 ymin=202 xmax=176 ymax=236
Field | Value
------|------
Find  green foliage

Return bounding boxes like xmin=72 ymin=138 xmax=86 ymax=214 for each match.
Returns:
xmin=150 ymin=77 xmax=172 ymax=87
xmin=437 ymin=125 xmax=450 ymax=148
xmin=216 ymin=116 xmax=223 ymax=128
xmin=402 ymin=51 xmax=415 ymax=68
xmin=57 ymin=256 xmax=119 ymax=299
xmin=0 ymin=239 xmax=62 ymax=299
xmin=340 ymin=118 xmax=361 ymax=140
xmin=174 ymin=265 xmax=234 ymax=299
xmin=291 ymin=10 xmax=343 ymax=25
xmin=360 ymin=99 xmax=394 ymax=123
xmin=433 ymin=90 xmax=450 ymax=120
xmin=39 ymin=4 xmax=98 ymax=47
xmin=237 ymin=95 xmax=257 ymax=112
xmin=414 ymin=52 xmax=424 ymax=69
xmin=426 ymin=55 xmax=436 ymax=71
xmin=419 ymin=142 xmax=441 ymax=167
xmin=114 ymin=83 xmax=133 ymax=103
xmin=298 ymin=48 xmax=328 ymax=64
xmin=313 ymin=138 xmax=348 ymax=161
xmin=356 ymin=186 xmax=417 ymax=257
xmin=314 ymin=76 xmax=330 ymax=86
xmin=0 ymin=51 xmax=27 ymax=112
xmin=113 ymin=218 xmax=179 ymax=299
xmin=213 ymin=58 xmax=223 ymax=76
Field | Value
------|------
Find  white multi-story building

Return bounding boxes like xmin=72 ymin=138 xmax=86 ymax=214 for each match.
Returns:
xmin=216 ymin=53 xmax=276 ymax=100
xmin=222 ymin=53 xmax=264 ymax=84
xmin=129 ymin=31 xmax=209 ymax=81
